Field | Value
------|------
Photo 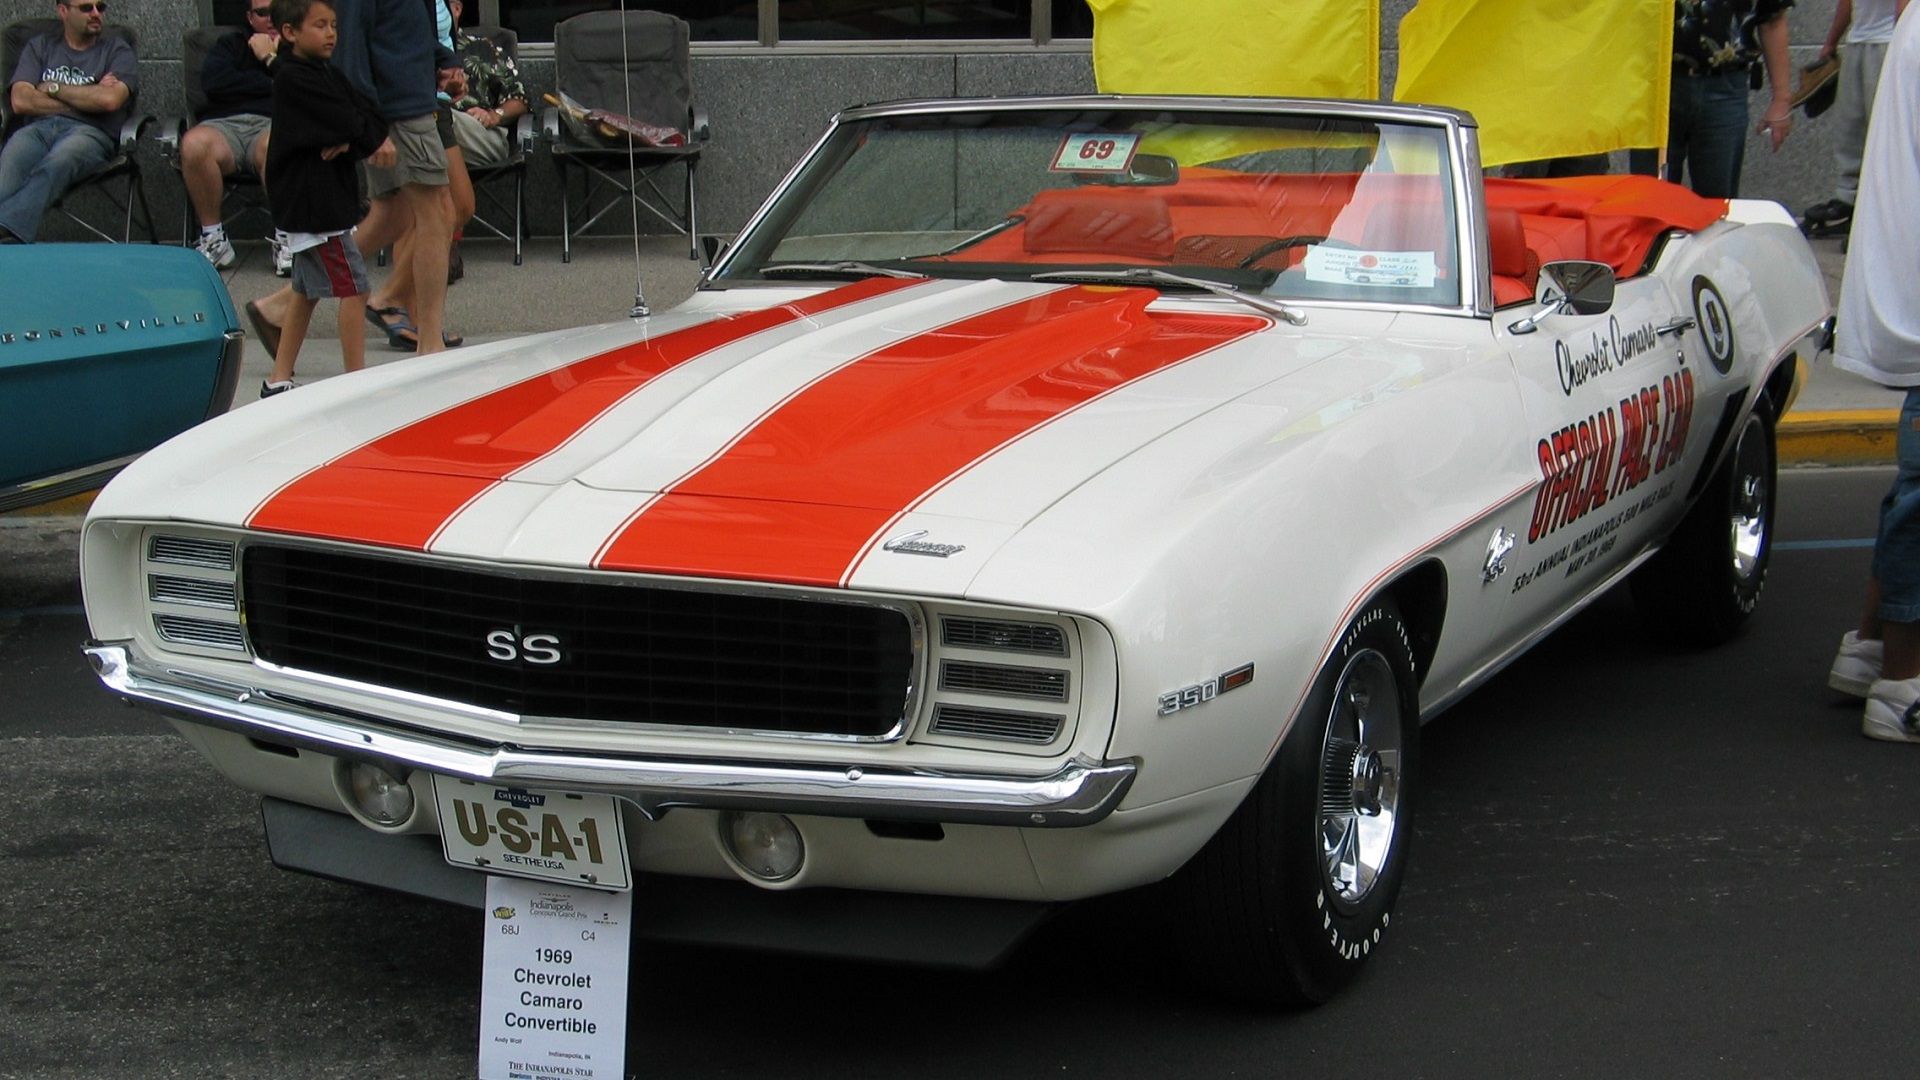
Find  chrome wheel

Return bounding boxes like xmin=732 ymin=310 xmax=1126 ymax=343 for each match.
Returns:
xmin=1728 ymin=414 xmax=1770 ymax=583
xmin=1317 ymin=648 xmax=1405 ymax=911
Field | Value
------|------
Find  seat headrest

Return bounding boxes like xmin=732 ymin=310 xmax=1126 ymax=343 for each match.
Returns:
xmin=1488 ymin=207 xmax=1530 ymax=279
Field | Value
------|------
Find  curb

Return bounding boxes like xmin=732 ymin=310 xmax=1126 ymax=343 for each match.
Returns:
xmin=1778 ymin=408 xmax=1901 ymax=467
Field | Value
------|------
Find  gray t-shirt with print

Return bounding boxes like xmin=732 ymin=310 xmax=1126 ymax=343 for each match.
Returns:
xmin=8 ymin=31 xmax=138 ymax=138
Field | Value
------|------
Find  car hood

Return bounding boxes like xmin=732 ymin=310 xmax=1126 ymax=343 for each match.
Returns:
xmin=101 ymin=277 xmax=1369 ymax=588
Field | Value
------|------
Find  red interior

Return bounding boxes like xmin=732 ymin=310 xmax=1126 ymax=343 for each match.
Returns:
xmin=939 ymin=171 xmax=1728 ymax=308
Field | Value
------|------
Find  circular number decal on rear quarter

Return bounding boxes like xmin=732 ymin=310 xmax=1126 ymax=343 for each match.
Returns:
xmin=1692 ymin=276 xmax=1735 ymax=374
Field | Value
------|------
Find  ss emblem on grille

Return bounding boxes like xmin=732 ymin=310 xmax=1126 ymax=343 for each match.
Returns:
xmin=485 ymin=628 xmax=563 ymax=665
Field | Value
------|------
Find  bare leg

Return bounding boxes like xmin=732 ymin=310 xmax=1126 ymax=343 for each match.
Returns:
xmin=270 ymin=293 xmax=319 ymax=385
xmin=401 ymin=182 xmax=453 ymax=356
xmin=1857 ymin=578 xmax=1920 ymax=680
xmin=338 ymin=295 xmax=368 ymax=372
xmin=447 ymin=144 xmax=475 ymax=232
xmin=370 ymin=230 xmax=417 ymax=315
xmin=1860 ymin=578 xmax=1886 ymax=641
xmin=179 ymin=125 xmax=235 ymax=227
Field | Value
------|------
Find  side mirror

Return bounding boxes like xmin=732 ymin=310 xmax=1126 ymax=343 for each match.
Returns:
xmin=1508 ymin=260 xmax=1616 ymax=334
xmin=700 ymin=234 xmax=728 ymax=267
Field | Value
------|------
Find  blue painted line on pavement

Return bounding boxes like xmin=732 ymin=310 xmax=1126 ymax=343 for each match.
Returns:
xmin=0 ymin=605 xmax=85 ymax=618
xmin=1776 ymin=538 xmax=1876 ymax=551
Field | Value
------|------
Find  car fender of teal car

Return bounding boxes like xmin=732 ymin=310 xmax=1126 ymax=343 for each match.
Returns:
xmin=0 ymin=244 xmax=242 ymax=512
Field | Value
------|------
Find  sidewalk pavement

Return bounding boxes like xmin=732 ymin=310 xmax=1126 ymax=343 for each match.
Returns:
xmin=8 ymin=229 xmax=1897 ymax=520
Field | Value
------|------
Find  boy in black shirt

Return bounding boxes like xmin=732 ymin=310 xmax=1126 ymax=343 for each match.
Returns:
xmin=259 ymin=0 xmax=390 ymax=397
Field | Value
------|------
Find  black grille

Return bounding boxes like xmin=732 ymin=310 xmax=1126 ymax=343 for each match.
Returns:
xmin=242 ymin=545 xmax=915 ymax=737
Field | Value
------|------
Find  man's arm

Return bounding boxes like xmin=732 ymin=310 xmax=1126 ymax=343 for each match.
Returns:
xmin=201 ymin=31 xmax=274 ymax=104
xmin=7 ymin=38 xmax=64 ymax=117
xmin=43 ymin=75 xmax=129 ymax=115
xmin=1821 ymin=0 xmax=1853 ymax=60
xmin=1756 ymin=12 xmax=1794 ymax=151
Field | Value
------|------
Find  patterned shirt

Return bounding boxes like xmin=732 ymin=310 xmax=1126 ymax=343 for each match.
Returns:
xmin=450 ymin=29 xmax=527 ymax=111
xmin=1672 ymin=0 xmax=1795 ymax=76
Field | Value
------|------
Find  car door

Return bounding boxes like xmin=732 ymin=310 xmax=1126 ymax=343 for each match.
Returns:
xmin=1496 ymin=270 xmax=1698 ymax=637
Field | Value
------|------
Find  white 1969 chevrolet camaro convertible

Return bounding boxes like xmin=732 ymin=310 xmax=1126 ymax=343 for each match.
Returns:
xmin=81 ymin=96 xmax=1829 ymax=1004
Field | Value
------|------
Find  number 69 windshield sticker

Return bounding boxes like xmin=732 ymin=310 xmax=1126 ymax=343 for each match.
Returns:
xmin=1692 ymin=276 xmax=1735 ymax=375
xmin=1051 ymin=132 xmax=1141 ymax=173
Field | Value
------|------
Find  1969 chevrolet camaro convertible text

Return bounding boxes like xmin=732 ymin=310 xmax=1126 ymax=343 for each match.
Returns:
xmin=81 ymin=96 xmax=1829 ymax=1004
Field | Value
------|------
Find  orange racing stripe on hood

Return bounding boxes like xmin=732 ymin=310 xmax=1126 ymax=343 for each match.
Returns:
xmin=244 ymin=277 xmax=925 ymax=549
xmin=594 ymin=286 xmax=1267 ymax=586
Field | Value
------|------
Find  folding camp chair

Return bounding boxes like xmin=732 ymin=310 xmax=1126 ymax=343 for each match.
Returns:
xmin=542 ymin=10 xmax=710 ymax=262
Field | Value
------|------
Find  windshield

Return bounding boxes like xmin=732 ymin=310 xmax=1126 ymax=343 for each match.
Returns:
xmin=714 ymin=107 xmax=1462 ymax=309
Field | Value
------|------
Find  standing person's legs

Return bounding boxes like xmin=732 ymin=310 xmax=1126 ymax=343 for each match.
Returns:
xmin=0 ymin=119 xmax=113 ymax=242
xmin=1682 ymin=70 xmax=1750 ymax=198
xmin=362 ymin=114 xmax=451 ymax=353
xmin=1855 ymin=388 xmax=1920 ymax=741
xmin=402 ymin=182 xmax=453 ymax=355
xmin=1835 ymin=41 xmax=1889 ymax=206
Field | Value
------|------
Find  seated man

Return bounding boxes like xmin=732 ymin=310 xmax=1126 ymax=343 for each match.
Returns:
xmin=446 ymin=0 xmax=528 ymax=172
xmin=182 ymin=1 xmax=277 ymax=268
xmin=0 ymin=0 xmax=137 ymax=243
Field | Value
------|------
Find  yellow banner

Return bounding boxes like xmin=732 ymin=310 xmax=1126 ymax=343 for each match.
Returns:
xmin=1090 ymin=0 xmax=1380 ymax=100
xmin=1391 ymin=0 xmax=1671 ymax=166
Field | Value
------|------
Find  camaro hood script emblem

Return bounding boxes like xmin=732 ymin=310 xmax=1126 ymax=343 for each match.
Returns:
xmin=882 ymin=530 xmax=966 ymax=558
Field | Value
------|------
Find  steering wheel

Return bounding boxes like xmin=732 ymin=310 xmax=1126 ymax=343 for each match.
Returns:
xmin=1236 ymin=233 xmax=1330 ymax=269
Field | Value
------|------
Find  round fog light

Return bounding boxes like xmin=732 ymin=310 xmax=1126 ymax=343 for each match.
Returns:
xmin=346 ymin=762 xmax=415 ymax=826
xmin=721 ymin=811 xmax=804 ymax=883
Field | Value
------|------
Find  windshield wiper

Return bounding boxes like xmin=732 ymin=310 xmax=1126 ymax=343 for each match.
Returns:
xmin=1029 ymin=267 xmax=1307 ymax=326
xmin=759 ymin=261 xmax=925 ymax=280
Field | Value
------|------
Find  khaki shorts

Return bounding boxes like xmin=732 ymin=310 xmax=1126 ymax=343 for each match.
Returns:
xmin=363 ymin=113 xmax=448 ymax=198
xmin=200 ymin=113 xmax=270 ymax=175
xmin=448 ymin=108 xmax=513 ymax=169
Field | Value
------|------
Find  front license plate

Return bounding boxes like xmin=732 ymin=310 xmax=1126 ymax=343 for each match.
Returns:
xmin=431 ymin=777 xmax=631 ymax=891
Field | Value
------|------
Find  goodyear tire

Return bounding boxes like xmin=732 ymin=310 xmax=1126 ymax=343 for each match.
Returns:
xmin=1170 ymin=600 xmax=1419 ymax=1006
xmin=1630 ymin=403 xmax=1776 ymax=646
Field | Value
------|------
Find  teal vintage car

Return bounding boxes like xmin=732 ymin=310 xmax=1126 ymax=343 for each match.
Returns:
xmin=0 ymin=245 xmax=242 ymax=512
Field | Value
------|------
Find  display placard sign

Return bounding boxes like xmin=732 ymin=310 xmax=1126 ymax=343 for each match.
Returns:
xmin=479 ymin=875 xmax=633 ymax=1080
xmin=1050 ymin=131 xmax=1142 ymax=173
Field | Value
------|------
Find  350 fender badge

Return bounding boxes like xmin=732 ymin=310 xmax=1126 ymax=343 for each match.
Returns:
xmin=882 ymin=530 xmax=966 ymax=558
xmin=1159 ymin=663 xmax=1255 ymax=715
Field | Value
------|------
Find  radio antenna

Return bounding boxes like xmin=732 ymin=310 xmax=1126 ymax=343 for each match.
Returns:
xmin=619 ymin=0 xmax=649 ymax=318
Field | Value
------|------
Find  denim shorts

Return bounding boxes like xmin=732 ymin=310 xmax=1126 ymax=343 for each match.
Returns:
xmin=1873 ymin=387 xmax=1920 ymax=622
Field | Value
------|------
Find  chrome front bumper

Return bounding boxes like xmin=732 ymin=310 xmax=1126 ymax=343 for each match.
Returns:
xmin=86 ymin=642 xmax=1136 ymax=828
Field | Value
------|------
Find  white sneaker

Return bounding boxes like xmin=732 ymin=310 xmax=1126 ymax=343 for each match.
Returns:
xmin=1863 ymin=675 xmax=1920 ymax=743
xmin=196 ymin=230 xmax=235 ymax=269
xmin=1829 ymin=631 xmax=1884 ymax=697
xmin=271 ymin=231 xmax=293 ymax=277
xmin=259 ymin=379 xmax=296 ymax=398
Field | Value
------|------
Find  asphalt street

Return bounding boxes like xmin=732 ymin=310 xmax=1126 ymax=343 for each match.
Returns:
xmin=1 ymin=466 xmax=1915 ymax=1079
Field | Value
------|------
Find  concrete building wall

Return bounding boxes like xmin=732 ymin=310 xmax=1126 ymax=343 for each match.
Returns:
xmin=1 ymin=0 xmax=1851 ymax=245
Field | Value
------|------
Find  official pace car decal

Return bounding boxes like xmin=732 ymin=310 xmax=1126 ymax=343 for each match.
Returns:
xmin=247 ymin=280 xmax=1266 ymax=587
xmin=1511 ymin=364 xmax=1695 ymax=594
